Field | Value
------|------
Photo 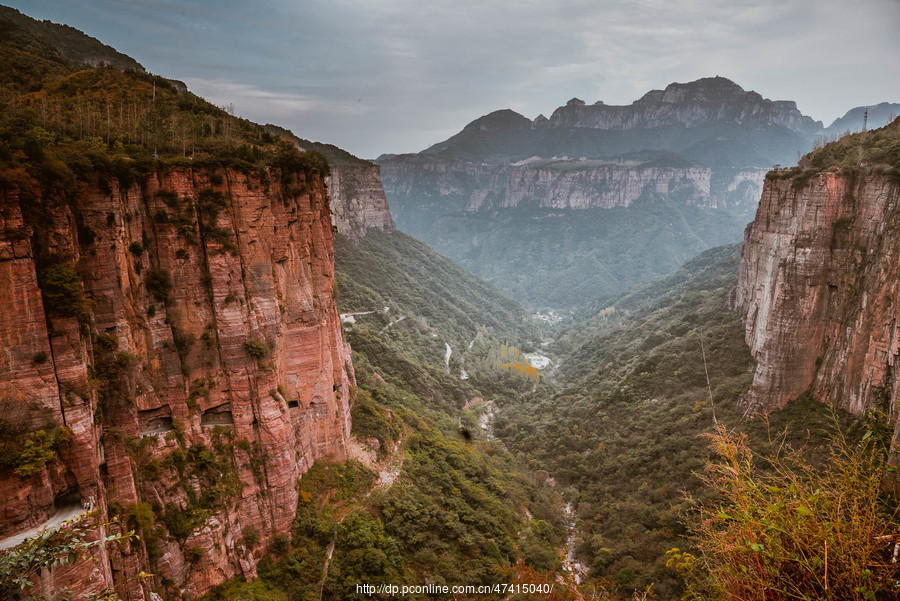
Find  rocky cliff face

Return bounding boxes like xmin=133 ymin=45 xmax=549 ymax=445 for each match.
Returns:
xmin=470 ymin=163 xmax=712 ymax=210
xmin=0 ymin=165 xmax=354 ymax=600
xmin=380 ymin=158 xmax=765 ymax=216
xmin=263 ymin=125 xmax=395 ymax=240
xmin=326 ymin=163 xmax=396 ymax=239
xmin=732 ymin=171 xmax=900 ymax=422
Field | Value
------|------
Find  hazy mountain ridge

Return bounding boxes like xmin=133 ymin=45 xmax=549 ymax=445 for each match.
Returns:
xmin=391 ymin=77 xmax=827 ymax=167
xmin=377 ymin=77 xmax=895 ymax=309
xmin=825 ymin=102 xmax=900 ymax=135
xmin=546 ymin=77 xmax=821 ymax=135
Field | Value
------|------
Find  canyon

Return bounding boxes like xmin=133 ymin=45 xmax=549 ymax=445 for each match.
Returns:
xmin=3 ymin=5 xmax=900 ymax=600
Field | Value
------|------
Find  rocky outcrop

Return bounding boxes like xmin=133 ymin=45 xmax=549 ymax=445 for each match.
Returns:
xmin=547 ymin=77 xmax=822 ymax=134
xmin=326 ymin=163 xmax=396 ymax=239
xmin=0 ymin=164 xmax=354 ymax=600
xmin=732 ymin=171 xmax=900 ymax=420
xmin=263 ymin=124 xmax=395 ymax=240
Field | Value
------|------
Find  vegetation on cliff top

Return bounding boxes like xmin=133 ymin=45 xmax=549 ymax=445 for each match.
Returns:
xmin=0 ymin=13 xmax=330 ymax=212
xmin=768 ymin=116 xmax=900 ymax=183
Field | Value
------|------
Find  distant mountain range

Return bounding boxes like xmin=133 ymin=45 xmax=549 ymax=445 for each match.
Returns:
xmin=376 ymin=77 xmax=898 ymax=308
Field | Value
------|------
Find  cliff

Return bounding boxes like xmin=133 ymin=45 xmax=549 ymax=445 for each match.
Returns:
xmin=732 ymin=121 xmax=900 ymax=429
xmin=326 ymin=164 xmax=396 ymax=239
xmin=264 ymin=125 xmax=396 ymax=240
xmin=468 ymin=163 xmax=713 ymax=211
xmin=733 ymin=170 xmax=900 ymax=418
xmin=380 ymin=156 xmax=764 ymax=216
xmin=0 ymin=164 xmax=354 ymax=600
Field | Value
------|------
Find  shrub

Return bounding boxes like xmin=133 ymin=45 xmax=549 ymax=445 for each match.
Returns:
xmin=242 ymin=526 xmax=260 ymax=549
xmin=186 ymin=546 xmax=204 ymax=563
xmin=145 ymin=268 xmax=172 ymax=303
xmin=128 ymin=241 xmax=143 ymax=255
xmin=10 ymin=427 xmax=72 ymax=477
xmin=162 ymin=502 xmax=193 ymax=540
xmin=272 ymin=533 xmax=290 ymax=554
xmin=36 ymin=256 xmax=92 ymax=325
xmin=686 ymin=423 xmax=900 ymax=601
xmin=126 ymin=501 xmax=155 ymax=535
xmin=243 ymin=338 xmax=268 ymax=359
xmin=32 ymin=351 xmax=48 ymax=364
xmin=96 ymin=333 xmax=118 ymax=350
xmin=171 ymin=327 xmax=195 ymax=360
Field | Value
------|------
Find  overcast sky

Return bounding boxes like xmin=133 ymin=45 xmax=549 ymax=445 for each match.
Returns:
xmin=8 ymin=0 xmax=900 ymax=158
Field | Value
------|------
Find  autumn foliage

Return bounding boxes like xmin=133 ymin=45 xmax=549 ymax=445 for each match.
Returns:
xmin=686 ymin=423 xmax=900 ymax=600
xmin=495 ymin=344 xmax=540 ymax=383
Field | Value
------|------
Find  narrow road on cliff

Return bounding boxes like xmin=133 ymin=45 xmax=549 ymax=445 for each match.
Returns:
xmin=0 ymin=504 xmax=86 ymax=550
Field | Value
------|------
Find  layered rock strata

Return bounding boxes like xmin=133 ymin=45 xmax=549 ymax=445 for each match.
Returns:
xmin=326 ymin=163 xmax=396 ymax=239
xmin=380 ymin=158 xmax=765 ymax=215
xmin=0 ymin=165 xmax=354 ymax=600
xmin=732 ymin=171 xmax=900 ymax=423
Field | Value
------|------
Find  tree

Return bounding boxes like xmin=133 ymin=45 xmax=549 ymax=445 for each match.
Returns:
xmin=0 ymin=511 xmax=134 ymax=601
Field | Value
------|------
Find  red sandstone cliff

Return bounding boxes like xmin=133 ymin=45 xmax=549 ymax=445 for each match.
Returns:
xmin=732 ymin=170 xmax=900 ymax=424
xmin=0 ymin=164 xmax=354 ymax=600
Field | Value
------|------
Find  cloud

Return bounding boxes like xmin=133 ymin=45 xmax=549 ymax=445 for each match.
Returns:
xmin=184 ymin=77 xmax=371 ymax=119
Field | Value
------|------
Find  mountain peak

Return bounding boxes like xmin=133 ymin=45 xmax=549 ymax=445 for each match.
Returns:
xmin=548 ymin=76 xmax=822 ymax=134
xmin=638 ymin=76 xmax=747 ymax=105
xmin=462 ymin=109 xmax=531 ymax=132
